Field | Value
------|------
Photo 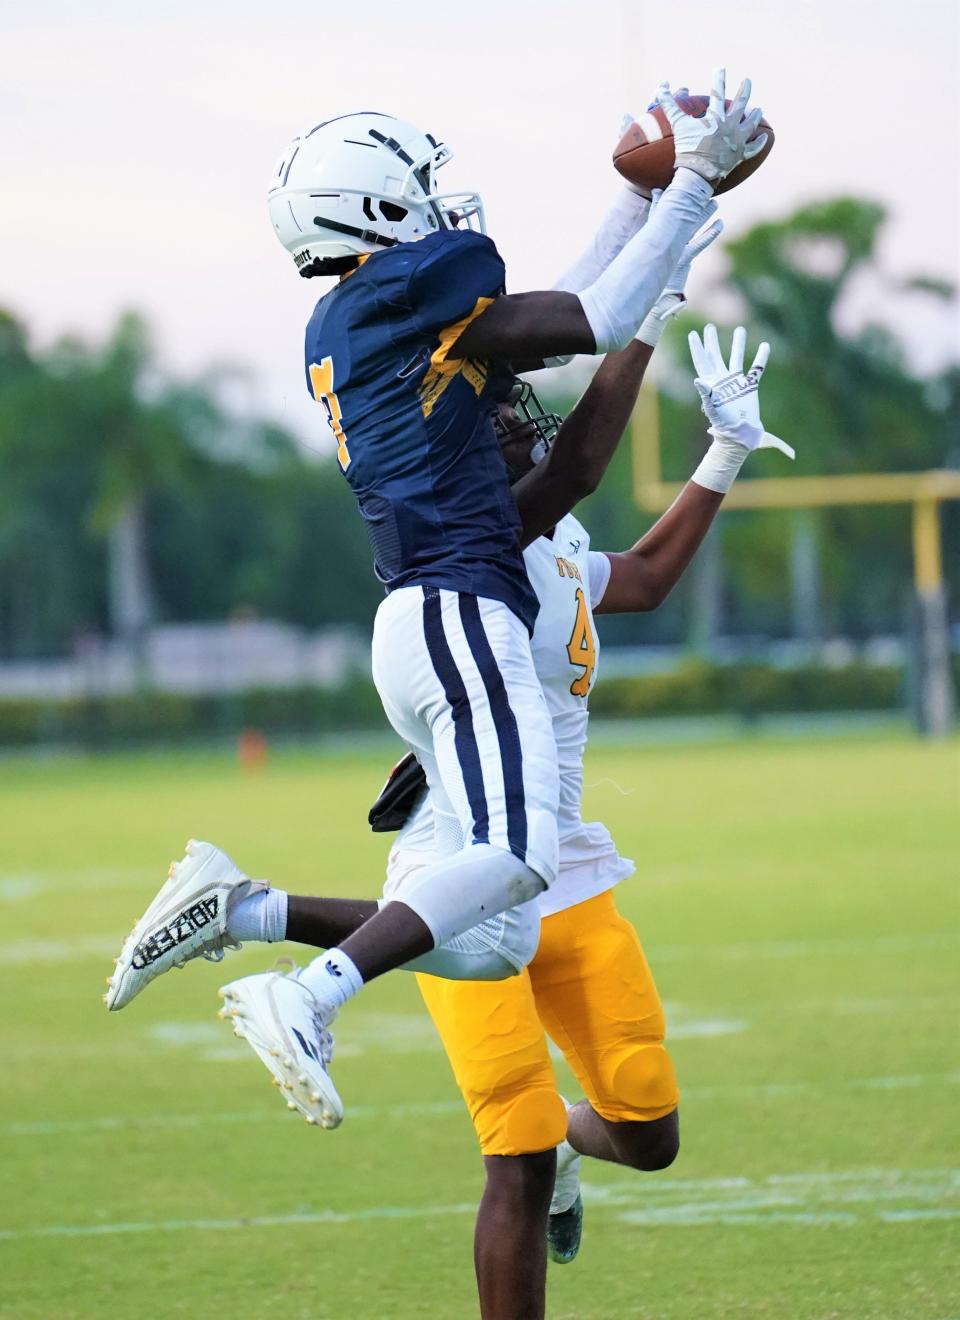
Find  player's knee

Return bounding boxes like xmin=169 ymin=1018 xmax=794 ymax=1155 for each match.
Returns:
xmin=599 ymin=1042 xmax=680 ymax=1169
xmin=453 ymin=896 xmax=541 ymax=978
xmin=496 ymin=898 xmax=541 ymax=972
xmin=610 ymin=1110 xmax=679 ymax=1172
xmin=609 ymin=1042 xmax=678 ymax=1118
xmin=478 ymin=1086 xmax=568 ymax=1157
xmin=407 ymin=942 xmax=521 ymax=981
xmin=468 ymin=950 xmax=524 ymax=981
xmin=415 ymin=898 xmax=540 ymax=980
xmin=500 ymin=854 xmax=548 ymax=906
xmin=637 ymin=1112 xmax=680 ymax=1170
xmin=482 ymin=1149 xmax=556 ymax=1205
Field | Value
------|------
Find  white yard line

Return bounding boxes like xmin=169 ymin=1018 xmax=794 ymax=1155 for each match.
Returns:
xmin=2 ymin=935 xmax=121 ymax=965
xmin=6 ymin=1099 xmax=464 ymax=1137
xmin=650 ymin=933 xmax=960 ymax=963
xmin=1 ymin=1167 xmax=956 ymax=1241
xmin=668 ymin=1018 xmax=748 ymax=1040
xmin=3 ymin=930 xmax=958 ymax=966
xmin=681 ymin=1071 xmax=960 ymax=1101
xmin=0 ymin=1203 xmax=479 ymax=1241
xmin=0 ymin=868 xmax=155 ymax=902
xmin=6 ymin=1074 xmax=959 ymax=1139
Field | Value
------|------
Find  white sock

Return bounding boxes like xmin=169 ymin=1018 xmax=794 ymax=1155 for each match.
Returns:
xmin=226 ymin=888 xmax=288 ymax=943
xmin=298 ymin=946 xmax=364 ymax=1011
xmin=551 ymin=1097 xmax=581 ymax=1215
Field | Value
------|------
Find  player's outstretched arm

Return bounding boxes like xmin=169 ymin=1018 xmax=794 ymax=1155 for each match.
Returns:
xmin=512 ymin=339 xmax=654 ymax=547
xmin=451 ymin=288 xmax=600 ymax=364
xmin=511 ymin=212 xmax=724 ymax=548
xmin=452 ymin=72 xmax=760 ymax=365
xmin=450 ymin=171 xmax=715 ymax=364
xmin=596 ymin=323 xmax=794 ymax=614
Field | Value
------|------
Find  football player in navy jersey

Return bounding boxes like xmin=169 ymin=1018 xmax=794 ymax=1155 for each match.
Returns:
xmin=193 ymin=306 xmax=793 ymax=1319
xmin=106 ymin=78 xmax=768 ymax=1134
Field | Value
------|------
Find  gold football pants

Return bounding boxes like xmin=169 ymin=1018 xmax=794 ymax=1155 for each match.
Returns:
xmin=416 ymin=889 xmax=679 ymax=1156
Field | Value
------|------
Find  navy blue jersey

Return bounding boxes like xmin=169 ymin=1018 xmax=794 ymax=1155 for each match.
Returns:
xmin=304 ymin=229 xmax=538 ymax=631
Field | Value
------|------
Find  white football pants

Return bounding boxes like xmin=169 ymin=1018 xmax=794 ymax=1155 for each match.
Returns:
xmin=371 ymin=587 xmax=559 ymax=958
xmin=383 ymin=848 xmax=541 ymax=981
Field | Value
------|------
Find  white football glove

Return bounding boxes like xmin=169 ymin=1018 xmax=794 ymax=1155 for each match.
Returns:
xmin=658 ymin=69 xmax=767 ymax=186
xmin=636 ymin=197 xmax=723 ymax=347
xmin=689 ymin=324 xmax=794 ymax=457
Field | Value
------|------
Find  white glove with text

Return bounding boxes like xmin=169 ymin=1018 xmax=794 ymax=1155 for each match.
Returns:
xmin=688 ymin=323 xmax=794 ymax=493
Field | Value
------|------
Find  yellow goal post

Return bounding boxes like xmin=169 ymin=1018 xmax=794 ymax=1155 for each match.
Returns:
xmin=630 ymin=387 xmax=960 ymax=734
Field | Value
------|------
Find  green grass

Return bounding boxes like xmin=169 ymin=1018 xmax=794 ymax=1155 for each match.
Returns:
xmin=0 ymin=732 xmax=957 ymax=1319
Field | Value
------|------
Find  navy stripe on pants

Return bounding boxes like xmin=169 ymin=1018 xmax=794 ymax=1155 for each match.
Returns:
xmin=458 ymin=595 xmax=528 ymax=863
xmin=421 ymin=588 xmax=489 ymax=845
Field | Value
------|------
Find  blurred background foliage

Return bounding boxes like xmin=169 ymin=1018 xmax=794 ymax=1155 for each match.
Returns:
xmin=0 ymin=196 xmax=956 ymax=664
xmin=568 ymin=196 xmax=958 ymax=649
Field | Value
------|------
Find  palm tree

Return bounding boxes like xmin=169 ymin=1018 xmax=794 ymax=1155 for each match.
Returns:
xmin=70 ymin=313 xmax=194 ymax=674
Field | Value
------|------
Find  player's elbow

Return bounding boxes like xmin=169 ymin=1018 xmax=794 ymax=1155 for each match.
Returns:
xmin=541 ymin=459 xmax=602 ymax=507
xmin=564 ymin=447 xmax=610 ymax=500
xmin=639 ymin=577 xmax=674 ymax=611
xmin=614 ymin=557 xmax=670 ymax=613
xmin=570 ymin=466 xmax=604 ymax=502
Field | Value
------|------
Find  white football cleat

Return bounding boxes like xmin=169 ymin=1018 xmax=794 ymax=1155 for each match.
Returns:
xmin=218 ymin=966 xmax=343 ymax=1129
xmin=105 ymin=840 xmax=267 ymax=1011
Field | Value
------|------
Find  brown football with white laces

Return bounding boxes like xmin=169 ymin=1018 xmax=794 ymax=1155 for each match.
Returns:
xmin=613 ymin=94 xmax=774 ymax=196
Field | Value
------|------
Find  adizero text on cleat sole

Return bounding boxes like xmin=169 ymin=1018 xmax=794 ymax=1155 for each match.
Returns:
xmin=103 ymin=841 xmax=266 ymax=1012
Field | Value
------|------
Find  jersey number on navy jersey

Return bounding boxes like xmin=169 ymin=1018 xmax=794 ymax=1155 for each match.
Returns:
xmin=308 ymin=357 xmax=351 ymax=471
xmin=567 ymin=587 xmax=597 ymax=697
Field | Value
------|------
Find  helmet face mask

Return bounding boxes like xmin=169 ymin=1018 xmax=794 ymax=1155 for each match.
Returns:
xmin=268 ymin=112 xmax=485 ymax=277
xmin=495 ymin=380 xmax=562 ymax=479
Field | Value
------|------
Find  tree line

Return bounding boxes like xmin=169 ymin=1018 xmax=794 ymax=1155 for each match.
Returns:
xmin=0 ymin=197 xmax=955 ymax=662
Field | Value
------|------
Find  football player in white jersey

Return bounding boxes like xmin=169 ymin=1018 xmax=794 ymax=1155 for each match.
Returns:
xmin=163 ymin=305 xmax=790 ymax=1317
xmin=371 ymin=317 xmax=792 ymax=1318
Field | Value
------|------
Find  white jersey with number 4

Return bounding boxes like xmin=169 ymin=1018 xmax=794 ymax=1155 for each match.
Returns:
xmin=391 ymin=513 xmax=634 ymax=918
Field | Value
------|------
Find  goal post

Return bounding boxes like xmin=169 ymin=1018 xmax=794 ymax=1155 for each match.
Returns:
xmin=631 ymin=389 xmax=959 ymax=736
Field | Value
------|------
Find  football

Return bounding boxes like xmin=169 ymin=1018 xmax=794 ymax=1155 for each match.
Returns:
xmin=613 ymin=95 xmax=774 ymax=196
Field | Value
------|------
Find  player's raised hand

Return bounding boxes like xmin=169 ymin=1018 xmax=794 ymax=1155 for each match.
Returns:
xmin=688 ymin=323 xmax=794 ymax=457
xmin=619 ymin=87 xmax=688 ymax=141
xmin=658 ymin=69 xmax=768 ymax=186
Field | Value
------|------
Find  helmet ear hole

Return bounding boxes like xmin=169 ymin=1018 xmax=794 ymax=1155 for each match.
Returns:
xmin=379 ymin=200 xmax=408 ymax=223
xmin=362 ymin=196 xmax=377 ymax=222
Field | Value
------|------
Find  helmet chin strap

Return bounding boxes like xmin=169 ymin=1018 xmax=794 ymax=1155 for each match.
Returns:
xmin=310 ymin=215 xmax=398 ymax=249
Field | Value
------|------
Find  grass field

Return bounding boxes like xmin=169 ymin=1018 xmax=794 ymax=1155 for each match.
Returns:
xmin=1 ymin=731 xmax=957 ymax=1319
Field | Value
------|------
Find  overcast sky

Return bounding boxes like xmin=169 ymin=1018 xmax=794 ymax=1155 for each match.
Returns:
xmin=2 ymin=0 xmax=958 ymax=445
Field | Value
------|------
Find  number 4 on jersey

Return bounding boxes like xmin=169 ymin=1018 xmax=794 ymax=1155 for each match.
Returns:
xmin=309 ymin=357 xmax=351 ymax=471
xmin=566 ymin=587 xmax=596 ymax=697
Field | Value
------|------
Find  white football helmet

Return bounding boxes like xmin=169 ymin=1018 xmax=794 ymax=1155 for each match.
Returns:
xmin=268 ymin=111 xmax=485 ymax=277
